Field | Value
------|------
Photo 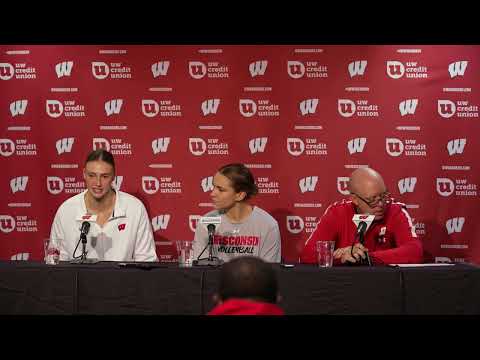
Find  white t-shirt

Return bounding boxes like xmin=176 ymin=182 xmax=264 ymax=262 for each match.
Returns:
xmin=50 ymin=190 xmax=158 ymax=262
xmin=193 ymin=206 xmax=281 ymax=263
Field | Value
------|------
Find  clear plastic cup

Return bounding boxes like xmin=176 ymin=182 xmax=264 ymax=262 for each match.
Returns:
xmin=44 ymin=238 xmax=62 ymax=265
xmin=176 ymin=240 xmax=193 ymax=267
xmin=316 ymin=241 xmax=335 ymax=268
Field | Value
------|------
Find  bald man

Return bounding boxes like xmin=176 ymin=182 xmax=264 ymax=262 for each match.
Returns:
xmin=300 ymin=167 xmax=423 ymax=265
xmin=208 ymin=256 xmax=284 ymax=315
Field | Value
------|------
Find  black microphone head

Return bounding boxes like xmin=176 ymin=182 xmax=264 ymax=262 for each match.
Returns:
xmin=207 ymin=223 xmax=216 ymax=233
xmin=356 ymin=221 xmax=367 ymax=235
xmin=80 ymin=221 xmax=90 ymax=235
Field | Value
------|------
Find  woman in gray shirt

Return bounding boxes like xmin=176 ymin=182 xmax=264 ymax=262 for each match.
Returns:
xmin=193 ymin=163 xmax=281 ymax=263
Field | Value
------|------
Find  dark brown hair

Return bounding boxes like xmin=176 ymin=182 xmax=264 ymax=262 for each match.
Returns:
xmin=85 ymin=149 xmax=115 ymax=172
xmin=218 ymin=163 xmax=258 ymax=200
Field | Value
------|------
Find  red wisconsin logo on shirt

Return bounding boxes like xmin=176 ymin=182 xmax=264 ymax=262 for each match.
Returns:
xmin=118 ymin=223 xmax=126 ymax=231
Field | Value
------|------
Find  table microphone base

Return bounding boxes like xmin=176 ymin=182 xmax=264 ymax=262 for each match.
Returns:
xmin=193 ymin=258 xmax=224 ymax=267
xmin=359 ymin=253 xmax=372 ymax=266
xmin=70 ymin=258 xmax=100 ymax=264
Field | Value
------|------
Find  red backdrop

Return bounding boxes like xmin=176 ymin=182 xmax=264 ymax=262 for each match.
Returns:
xmin=1 ymin=45 xmax=478 ymax=264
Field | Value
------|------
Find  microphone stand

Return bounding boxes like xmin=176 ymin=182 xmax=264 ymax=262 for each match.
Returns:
xmin=70 ymin=225 xmax=99 ymax=264
xmin=193 ymin=225 xmax=224 ymax=266
xmin=80 ymin=232 xmax=87 ymax=262
xmin=357 ymin=230 xmax=372 ymax=266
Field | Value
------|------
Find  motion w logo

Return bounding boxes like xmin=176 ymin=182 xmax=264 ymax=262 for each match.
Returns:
xmin=201 ymin=176 xmax=213 ymax=192
xmin=56 ymin=138 xmax=74 ymax=154
xmin=105 ymin=99 xmax=123 ymax=116
xmin=10 ymin=176 xmax=28 ymax=193
xmin=446 ymin=217 xmax=465 ymax=234
xmin=151 ymin=215 xmax=170 ymax=231
xmin=11 ymin=253 xmax=29 ymax=260
xmin=249 ymin=60 xmax=268 ymax=77
xmin=347 ymin=138 xmax=366 ymax=154
xmin=112 ymin=176 xmax=123 ymax=191
xmin=399 ymin=99 xmax=418 ymax=116
xmin=10 ymin=100 xmax=28 ymax=116
xmin=447 ymin=138 xmax=466 ymax=155
xmin=151 ymin=61 xmax=170 ymax=77
xmin=398 ymin=177 xmax=417 ymax=194
xmin=448 ymin=61 xmax=468 ymax=78
xmin=348 ymin=60 xmax=367 ymax=77
xmin=152 ymin=137 xmax=170 ymax=154
xmin=201 ymin=99 xmax=220 ymax=115
xmin=299 ymin=99 xmax=319 ymax=115
xmin=248 ymin=137 xmax=268 ymax=154
xmin=55 ymin=61 xmax=73 ymax=78
xmin=299 ymin=176 xmax=318 ymax=193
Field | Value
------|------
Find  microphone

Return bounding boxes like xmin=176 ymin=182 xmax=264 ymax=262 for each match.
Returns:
xmin=71 ymin=218 xmax=97 ymax=264
xmin=352 ymin=214 xmax=375 ymax=240
xmin=194 ymin=216 xmax=224 ymax=266
xmin=351 ymin=214 xmax=375 ymax=266
xmin=207 ymin=223 xmax=216 ymax=238
xmin=200 ymin=216 xmax=222 ymax=235
xmin=80 ymin=221 xmax=90 ymax=239
xmin=79 ymin=221 xmax=91 ymax=261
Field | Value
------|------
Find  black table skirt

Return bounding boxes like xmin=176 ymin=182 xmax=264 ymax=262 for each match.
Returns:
xmin=1 ymin=261 xmax=479 ymax=315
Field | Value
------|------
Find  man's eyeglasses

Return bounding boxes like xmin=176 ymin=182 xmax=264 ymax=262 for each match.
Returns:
xmin=352 ymin=191 xmax=391 ymax=208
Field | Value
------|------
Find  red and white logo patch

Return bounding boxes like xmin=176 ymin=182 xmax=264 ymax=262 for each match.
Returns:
xmin=118 ymin=223 xmax=126 ymax=231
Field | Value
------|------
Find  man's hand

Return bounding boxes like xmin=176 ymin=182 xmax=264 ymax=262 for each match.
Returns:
xmin=333 ymin=243 xmax=368 ymax=264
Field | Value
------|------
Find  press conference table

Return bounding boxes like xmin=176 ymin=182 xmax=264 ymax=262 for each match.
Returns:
xmin=1 ymin=261 xmax=479 ymax=315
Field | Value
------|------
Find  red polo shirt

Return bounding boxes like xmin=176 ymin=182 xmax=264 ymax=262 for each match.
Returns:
xmin=300 ymin=199 xmax=423 ymax=265
xmin=208 ymin=299 xmax=284 ymax=315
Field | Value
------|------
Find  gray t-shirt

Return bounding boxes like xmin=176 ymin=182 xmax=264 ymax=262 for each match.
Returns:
xmin=193 ymin=206 xmax=281 ymax=263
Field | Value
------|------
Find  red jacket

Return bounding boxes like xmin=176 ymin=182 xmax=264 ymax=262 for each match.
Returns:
xmin=208 ymin=299 xmax=284 ymax=315
xmin=300 ymin=200 xmax=423 ymax=265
